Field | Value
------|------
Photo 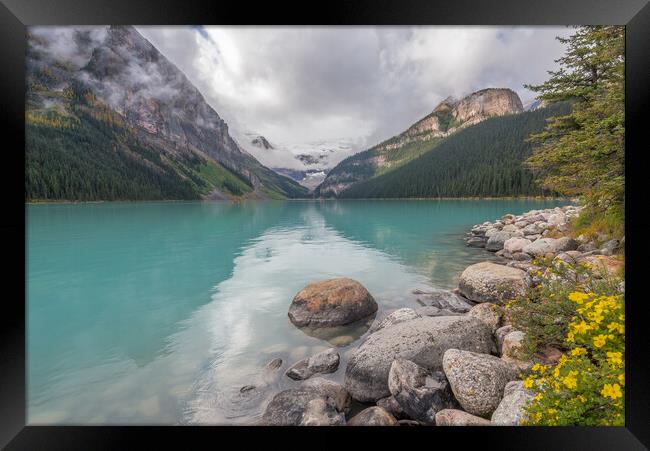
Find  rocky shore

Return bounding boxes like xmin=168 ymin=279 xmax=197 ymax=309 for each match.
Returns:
xmin=250 ymin=205 xmax=623 ymax=426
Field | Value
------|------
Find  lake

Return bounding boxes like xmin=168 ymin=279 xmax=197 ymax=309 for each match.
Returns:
xmin=26 ymin=199 xmax=569 ymax=424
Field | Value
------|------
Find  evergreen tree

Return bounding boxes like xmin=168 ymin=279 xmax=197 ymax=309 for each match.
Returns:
xmin=524 ymin=26 xmax=624 ymax=224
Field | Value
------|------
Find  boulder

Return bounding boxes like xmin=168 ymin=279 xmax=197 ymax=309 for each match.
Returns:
xmin=288 ymin=278 xmax=378 ymax=328
xmin=578 ymin=255 xmax=624 ymax=278
xmin=376 ymin=396 xmax=406 ymax=420
xmin=300 ymin=398 xmax=346 ymax=426
xmin=522 ymin=238 xmax=558 ymax=257
xmin=260 ymin=389 xmax=334 ymax=426
xmin=388 ymin=359 xmax=456 ymax=425
xmin=442 ymin=349 xmax=519 ymax=417
xmin=495 ymin=325 xmax=515 ymax=355
xmin=416 ymin=306 xmax=463 ymax=317
xmin=300 ymin=377 xmax=351 ymax=413
xmin=371 ymin=308 xmax=421 ymax=333
xmin=504 ymin=237 xmax=532 ymax=254
xmin=435 ymin=409 xmax=492 ymax=426
xmin=424 ymin=289 xmax=475 ymax=313
xmin=554 ymin=237 xmax=579 ymax=252
xmin=347 ymin=406 xmax=399 ymax=426
xmin=502 ymin=331 xmax=526 ymax=360
xmin=344 ymin=316 xmax=494 ymax=402
xmin=491 ymin=381 xmax=534 ymax=426
xmin=458 ymin=262 xmax=526 ymax=304
xmin=467 ymin=237 xmax=487 ymax=248
xmin=467 ymin=302 xmax=504 ymax=334
xmin=486 ymin=231 xmax=523 ymax=252
xmin=260 ymin=379 xmax=351 ymax=425
xmin=286 ymin=348 xmax=340 ymax=381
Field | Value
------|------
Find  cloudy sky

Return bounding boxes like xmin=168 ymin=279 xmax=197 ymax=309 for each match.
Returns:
xmin=138 ymin=26 xmax=571 ymax=151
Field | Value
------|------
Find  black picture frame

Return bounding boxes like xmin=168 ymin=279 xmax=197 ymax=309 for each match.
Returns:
xmin=1 ymin=0 xmax=648 ymax=448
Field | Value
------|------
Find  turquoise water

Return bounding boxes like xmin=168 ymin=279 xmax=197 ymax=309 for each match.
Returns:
xmin=26 ymin=199 xmax=569 ymax=424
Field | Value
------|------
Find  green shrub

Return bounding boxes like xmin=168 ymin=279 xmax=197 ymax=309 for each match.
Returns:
xmin=521 ymin=290 xmax=624 ymax=426
xmin=506 ymin=258 xmax=622 ymax=357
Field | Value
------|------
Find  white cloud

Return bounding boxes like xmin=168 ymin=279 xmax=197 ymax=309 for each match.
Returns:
xmin=137 ymin=26 xmax=573 ymax=151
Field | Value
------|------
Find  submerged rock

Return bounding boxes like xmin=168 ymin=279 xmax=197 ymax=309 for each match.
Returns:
xmin=288 ymin=278 xmax=378 ymax=328
xmin=286 ymin=348 xmax=340 ymax=381
xmin=344 ymin=316 xmax=493 ymax=402
xmin=458 ymin=262 xmax=526 ymax=304
xmin=442 ymin=349 xmax=519 ymax=418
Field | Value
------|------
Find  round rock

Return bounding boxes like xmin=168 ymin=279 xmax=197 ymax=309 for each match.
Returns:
xmin=288 ymin=278 xmax=378 ymax=328
xmin=442 ymin=349 xmax=519 ymax=418
xmin=458 ymin=262 xmax=526 ymax=304
xmin=347 ymin=406 xmax=398 ymax=426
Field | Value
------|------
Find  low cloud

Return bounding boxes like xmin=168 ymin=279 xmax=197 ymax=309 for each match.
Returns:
xmin=138 ymin=26 xmax=572 ymax=151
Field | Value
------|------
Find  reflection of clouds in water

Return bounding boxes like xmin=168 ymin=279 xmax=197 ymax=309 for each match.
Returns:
xmin=184 ymin=207 xmax=433 ymax=424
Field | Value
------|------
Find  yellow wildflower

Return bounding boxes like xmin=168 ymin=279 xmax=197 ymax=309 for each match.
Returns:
xmin=593 ymin=334 xmax=607 ymax=348
xmin=523 ymin=378 xmax=534 ymax=389
xmin=563 ymin=372 xmax=578 ymax=389
xmin=606 ymin=351 xmax=623 ymax=366
xmin=568 ymin=292 xmax=589 ymax=304
xmin=572 ymin=321 xmax=591 ymax=334
xmin=618 ymin=374 xmax=625 ymax=385
xmin=601 ymin=383 xmax=623 ymax=400
xmin=534 ymin=393 xmax=543 ymax=401
xmin=531 ymin=363 xmax=541 ymax=372
xmin=571 ymin=347 xmax=587 ymax=356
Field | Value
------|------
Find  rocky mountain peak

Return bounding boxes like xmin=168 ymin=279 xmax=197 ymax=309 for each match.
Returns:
xmin=451 ymin=88 xmax=523 ymax=126
xmin=251 ymin=135 xmax=274 ymax=150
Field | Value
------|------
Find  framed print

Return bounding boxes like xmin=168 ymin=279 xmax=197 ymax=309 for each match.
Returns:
xmin=1 ymin=0 xmax=648 ymax=448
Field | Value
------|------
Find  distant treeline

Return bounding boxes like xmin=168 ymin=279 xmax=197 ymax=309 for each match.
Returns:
xmin=339 ymin=102 xmax=571 ymax=199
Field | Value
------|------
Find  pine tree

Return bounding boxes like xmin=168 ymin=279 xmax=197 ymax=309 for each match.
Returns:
xmin=524 ymin=26 xmax=624 ymax=224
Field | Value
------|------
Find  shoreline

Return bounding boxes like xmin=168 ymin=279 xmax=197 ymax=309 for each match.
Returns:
xmin=26 ymin=196 xmax=578 ymax=206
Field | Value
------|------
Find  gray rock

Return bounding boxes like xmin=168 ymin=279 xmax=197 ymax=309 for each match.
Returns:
xmin=502 ymin=331 xmax=526 ymax=360
xmin=522 ymin=238 xmax=558 ymax=257
xmin=577 ymin=242 xmax=597 ymax=252
xmin=286 ymin=348 xmax=340 ymax=381
xmin=416 ymin=306 xmax=463 ymax=317
xmin=347 ymin=406 xmax=399 ymax=426
xmin=486 ymin=231 xmax=523 ymax=252
xmin=424 ymin=290 xmax=475 ymax=313
xmin=467 ymin=302 xmax=505 ymax=334
xmin=458 ymin=262 xmax=527 ymax=304
xmin=504 ymin=237 xmax=532 ymax=254
xmin=265 ymin=358 xmax=283 ymax=371
xmin=388 ymin=359 xmax=456 ymax=424
xmin=442 ymin=349 xmax=519 ymax=418
xmin=300 ymin=377 xmax=351 ymax=413
xmin=514 ymin=221 xmax=528 ymax=228
xmin=495 ymin=325 xmax=515 ymax=355
xmin=371 ymin=308 xmax=421 ymax=333
xmin=300 ymin=397 xmax=346 ymax=426
xmin=435 ymin=409 xmax=492 ymax=426
xmin=376 ymin=396 xmax=406 ymax=420
xmin=344 ymin=316 xmax=494 ymax=402
xmin=467 ymin=237 xmax=487 ymax=248
xmin=260 ymin=389 xmax=333 ymax=425
xmin=513 ymin=252 xmax=532 ymax=261
xmin=288 ymin=278 xmax=378 ymax=328
xmin=554 ymin=237 xmax=579 ymax=252
xmin=491 ymin=381 xmax=534 ymax=425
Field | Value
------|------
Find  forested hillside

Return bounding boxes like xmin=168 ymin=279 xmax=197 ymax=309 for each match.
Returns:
xmin=339 ymin=102 xmax=571 ymax=199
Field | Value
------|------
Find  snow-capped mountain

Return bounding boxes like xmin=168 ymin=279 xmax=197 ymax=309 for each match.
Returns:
xmin=233 ymin=131 xmax=357 ymax=191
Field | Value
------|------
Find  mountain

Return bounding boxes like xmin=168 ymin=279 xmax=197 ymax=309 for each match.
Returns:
xmin=315 ymin=88 xmax=524 ymax=197
xmin=25 ymin=26 xmax=308 ymax=201
xmin=338 ymin=101 xmax=571 ymax=199
xmin=233 ymin=132 xmax=356 ymax=192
